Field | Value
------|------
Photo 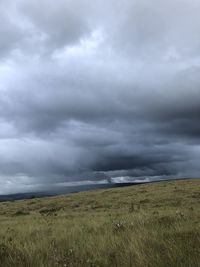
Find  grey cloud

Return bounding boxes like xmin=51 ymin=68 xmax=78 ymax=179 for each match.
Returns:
xmin=18 ymin=0 xmax=94 ymax=53
xmin=0 ymin=5 xmax=23 ymax=58
xmin=109 ymin=0 xmax=200 ymax=59
xmin=0 ymin=0 xmax=200 ymax=193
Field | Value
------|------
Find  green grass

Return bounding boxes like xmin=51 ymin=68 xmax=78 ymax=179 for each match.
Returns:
xmin=0 ymin=179 xmax=200 ymax=267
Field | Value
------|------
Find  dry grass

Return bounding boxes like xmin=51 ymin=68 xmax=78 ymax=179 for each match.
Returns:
xmin=0 ymin=179 xmax=200 ymax=267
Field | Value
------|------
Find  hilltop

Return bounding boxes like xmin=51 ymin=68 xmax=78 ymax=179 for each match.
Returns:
xmin=0 ymin=179 xmax=200 ymax=267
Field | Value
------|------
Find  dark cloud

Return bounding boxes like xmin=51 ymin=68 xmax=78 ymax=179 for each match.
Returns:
xmin=0 ymin=0 xmax=200 ymax=193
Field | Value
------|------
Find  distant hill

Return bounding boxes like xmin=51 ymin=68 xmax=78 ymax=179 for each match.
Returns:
xmin=0 ymin=182 xmax=139 ymax=201
xmin=0 ymin=178 xmax=193 ymax=201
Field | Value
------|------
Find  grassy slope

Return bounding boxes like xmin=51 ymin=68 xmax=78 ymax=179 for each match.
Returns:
xmin=0 ymin=179 xmax=200 ymax=267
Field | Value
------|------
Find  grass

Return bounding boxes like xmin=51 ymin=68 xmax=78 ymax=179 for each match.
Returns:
xmin=0 ymin=179 xmax=200 ymax=267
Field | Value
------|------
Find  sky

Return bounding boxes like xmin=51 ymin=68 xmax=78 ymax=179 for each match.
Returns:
xmin=0 ymin=0 xmax=200 ymax=194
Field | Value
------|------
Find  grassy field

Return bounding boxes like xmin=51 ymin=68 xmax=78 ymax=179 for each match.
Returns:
xmin=0 ymin=179 xmax=200 ymax=267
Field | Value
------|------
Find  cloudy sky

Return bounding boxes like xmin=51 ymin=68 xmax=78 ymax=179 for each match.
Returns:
xmin=0 ymin=0 xmax=200 ymax=194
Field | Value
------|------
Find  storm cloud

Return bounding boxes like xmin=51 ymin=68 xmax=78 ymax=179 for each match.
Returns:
xmin=0 ymin=0 xmax=200 ymax=193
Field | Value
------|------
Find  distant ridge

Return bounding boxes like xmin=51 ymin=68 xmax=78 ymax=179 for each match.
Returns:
xmin=0 ymin=182 xmax=139 ymax=201
xmin=0 ymin=178 xmax=197 ymax=201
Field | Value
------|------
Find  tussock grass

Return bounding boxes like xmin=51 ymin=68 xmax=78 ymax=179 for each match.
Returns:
xmin=0 ymin=179 xmax=200 ymax=266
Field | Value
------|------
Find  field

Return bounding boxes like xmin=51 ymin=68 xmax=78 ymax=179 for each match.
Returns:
xmin=0 ymin=179 xmax=200 ymax=267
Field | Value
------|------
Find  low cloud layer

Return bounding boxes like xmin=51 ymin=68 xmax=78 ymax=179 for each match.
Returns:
xmin=0 ymin=0 xmax=200 ymax=194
